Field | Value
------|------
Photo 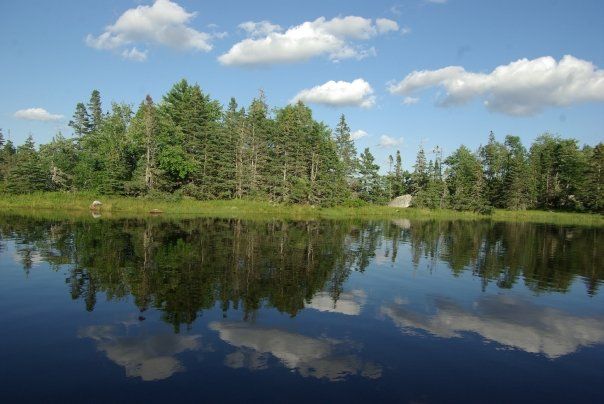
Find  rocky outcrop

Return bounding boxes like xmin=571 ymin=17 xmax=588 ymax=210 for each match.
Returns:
xmin=388 ymin=195 xmax=412 ymax=208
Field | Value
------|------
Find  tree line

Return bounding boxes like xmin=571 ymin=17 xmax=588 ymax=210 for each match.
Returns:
xmin=0 ymin=80 xmax=601 ymax=212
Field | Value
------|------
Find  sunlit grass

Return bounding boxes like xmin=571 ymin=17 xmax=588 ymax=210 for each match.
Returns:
xmin=0 ymin=192 xmax=601 ymax=226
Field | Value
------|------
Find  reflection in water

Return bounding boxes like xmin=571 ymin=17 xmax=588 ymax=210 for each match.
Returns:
xmin=382 ymin=295 xmax=604 ymax=358
xmin=78 ymin=324 xmax=201 ymax=381
xmin=209 ymin=322 xmax=381 ymax=381
xmin=306 ymin=290 xmax=366 ymax=316
xmin=1 ymin=214 xmax=602 ymax=328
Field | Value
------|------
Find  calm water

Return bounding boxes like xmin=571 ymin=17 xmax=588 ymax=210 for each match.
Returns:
xmin=0 ymin=214 xmax=603 ymax=403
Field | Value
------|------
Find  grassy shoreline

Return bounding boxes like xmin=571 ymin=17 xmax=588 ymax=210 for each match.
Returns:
xmin=0 ymin=192 xmax=601 ymax=226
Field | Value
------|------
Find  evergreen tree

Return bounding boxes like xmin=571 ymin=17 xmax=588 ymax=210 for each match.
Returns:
xmin=358 ymin=148 xmax=383 ymax=203
xmin=333 ymin=114 xmax=358 ymax=181
xmin=583 ymin=143 xmax=604 ymax=212
xmin=69 ymin=103 xmax=91 ymax=137
xmin=411 ymin=146 xmax=429 ymax=194
xmin=502 ymin=135 xmax=532 ymax=210
xmin=445 ymin=145 xmax=490 ymax=213
xmin=88 ymin=90 xmax=103 ymax=132
xmin=479 ymin=131 xmax=507 ymax=207
xmin=5 ymin=135 xmax=49 ymax=193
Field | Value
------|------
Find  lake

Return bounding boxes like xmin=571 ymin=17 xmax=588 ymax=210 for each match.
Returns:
xmin=0 ymin=214 xmax=602 ymax=403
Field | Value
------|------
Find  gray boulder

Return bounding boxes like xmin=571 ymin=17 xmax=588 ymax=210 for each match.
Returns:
xmin=388 ymin=194 xmax=412 ymax=208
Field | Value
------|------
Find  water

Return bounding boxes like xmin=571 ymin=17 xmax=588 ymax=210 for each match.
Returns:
xmin=0 ymin=214 xmax=602 ymax=403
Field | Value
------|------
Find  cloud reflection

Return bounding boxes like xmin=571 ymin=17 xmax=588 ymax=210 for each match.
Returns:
xmin=381 ymin=295 xmax=604 ymax=358
xmin=209 ymin=321 xmax=381 ymax=381
xmin=306 ymin=290 xmax=366 ymax=316
xmin=79 ymin=324 xmax=201 ymax=381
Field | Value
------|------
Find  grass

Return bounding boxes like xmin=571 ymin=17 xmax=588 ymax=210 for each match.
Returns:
xmin=0 ymin=192 xmax=602 ymax=226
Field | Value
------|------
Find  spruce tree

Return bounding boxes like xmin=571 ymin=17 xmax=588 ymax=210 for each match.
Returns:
xmin=88 ymin=90 xmax=103 ymax=132
xmin=333 ymin=114 xmax=358 ymax=181
xmin=69 ymin=103 xmax=91 ymax=137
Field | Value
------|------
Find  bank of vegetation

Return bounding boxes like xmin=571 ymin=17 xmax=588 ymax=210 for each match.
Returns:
xmin=0 ymin=80 xmax=602 ymax=216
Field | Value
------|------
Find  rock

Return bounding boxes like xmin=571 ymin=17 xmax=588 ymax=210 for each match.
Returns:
xmin=89 ymin=200 xmax=102 ymax=210
xmin=388 ymin=194 xmax=413 ymax=208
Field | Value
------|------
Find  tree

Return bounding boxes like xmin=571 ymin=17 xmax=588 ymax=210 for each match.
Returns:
xmin=333 ymin=114 xmax=358 ymax=182
xmin=5 ymin=135 xmax=49 ymax=193
xmin=411 ymin=146 xmax=429 ymax=194
xmin=502 ymin=135 xmax=532 ymax=210
xmin=69 ymin=103 xmax=91 ymax=137
xmin=357 ymin=148 xmax=383 ymax=203
xmin=479 ymin=131 xmax=507 ymax=207
xmin=583 ymin=143 xmax=604 ymax=212
xmin=88 ymin=90 xmax=103 ymax=132
xmin=445 ymin=145 xmax=490 ymax=213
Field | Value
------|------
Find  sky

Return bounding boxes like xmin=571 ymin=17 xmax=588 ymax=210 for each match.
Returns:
xmin=1 ymin=0 xmax=603 ymax=170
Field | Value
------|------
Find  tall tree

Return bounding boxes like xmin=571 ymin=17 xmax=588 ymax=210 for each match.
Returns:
xmin=357 ymin=148 xmax=383 ymax=203
xmin=333 ymin=114 xmax=358 ymax=182
xmin=88 ymin=90 xmax=103 ymax=132
xmin=5 ymin=135 xmax=49 ymax=193
xmin=69 ymin=103 xmax=91 ymax=137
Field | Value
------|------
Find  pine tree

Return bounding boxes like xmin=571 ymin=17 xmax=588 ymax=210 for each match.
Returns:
xmin=88 ymin=90 xmax=103 ymax=132
xmin=69 ymin=103 xmax=91 ymax=137
xmin=6 ymin=135 xmax=49 ymax=193
xmin=445 ymin=145 xmax=490 ymax=213
xmin=333 ymin=114 xmax=358 ymax=181
xmin=502 ymin=135 xmax=532 ymax=210
xmin=411 ymin=146 xmax=429 ymax=194
xmin=358 ymin=148 xmax=383 ymax=203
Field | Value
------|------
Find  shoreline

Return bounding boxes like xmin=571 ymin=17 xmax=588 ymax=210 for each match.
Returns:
xmin=0 ymin=192 xmax=602 ymax=226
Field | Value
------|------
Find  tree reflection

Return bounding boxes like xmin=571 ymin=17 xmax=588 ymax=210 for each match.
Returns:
xmin=0 ymin=214 xmax=601 ymax=332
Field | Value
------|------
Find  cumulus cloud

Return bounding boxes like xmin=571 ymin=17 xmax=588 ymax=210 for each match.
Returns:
xmin=379 ymin=135 xmax=403 ymax=147
xmin=381 ymin=295 xmax=604 ymax=358
xmin=376 ymin=18 xmax=399 ymax=34
xmin=14 ymin=108 xmax=63 ymax=121
xmin=85 ymin=0 xmax=214 ymax=59
xmin=351 ymin=129 xmax=369 ymax=140
xmin=121 ymin=47 xmax=148 ymax=61
xmin=219 ymin=16 xmax=399 ymax=66
xmin=291 ymin=79 xmax=375 ymax=108
xmin=209 ymin=321 xmax=381 ymax=381
xmin=403 ymin=96 xmax=418 ymax=105
xmin=388 ymin=55 xmax=604 ymax=116
xmin=238 ymin=20 xmax=282 ymax=38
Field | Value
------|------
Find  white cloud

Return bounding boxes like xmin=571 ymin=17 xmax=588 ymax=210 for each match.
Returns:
xmin=400 ymin=26 xmax=412 ymax=36
xmin=121 ymin=47 xmax=148 ymax=61
xmin=388 ymin=55 xmax=604 ymax=116
xmin=403 ymin=96 xmax=418 ymax=105
xmin=238 ymin=20 xmax=282 ymax=38
xmin=85 ymin=0 xmax=213 ymax=59
xmin=14 ymin=108 xmax=63 ymax=121
xmin=351 ymin=129 xmax=369 ymax=140
xmin=376 ymin=18 xmax=399 ymax=34
xmin=291 ymin=79 xmax=375 ymax=108
xmin=219 ymin=16 xmax=398 ymax=66
xmin=379 ymin=135 xmax=403 ymax=147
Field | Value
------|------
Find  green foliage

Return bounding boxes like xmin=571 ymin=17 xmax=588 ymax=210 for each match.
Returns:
xmin=5 ymin=85 xmax=602 ymax=213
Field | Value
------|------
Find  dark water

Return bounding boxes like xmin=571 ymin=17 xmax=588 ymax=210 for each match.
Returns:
xmin=0 ymin=214 xmax=603 ymax=403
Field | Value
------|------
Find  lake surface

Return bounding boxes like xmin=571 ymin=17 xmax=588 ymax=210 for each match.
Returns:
xmin=0 ymin=214 xmax=603 ymax=403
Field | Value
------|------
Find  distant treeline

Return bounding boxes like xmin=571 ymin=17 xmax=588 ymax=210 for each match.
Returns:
xmin=0 ymin=80 xmax=602 ymax=212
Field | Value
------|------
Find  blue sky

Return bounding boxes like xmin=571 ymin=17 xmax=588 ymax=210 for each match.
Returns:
xmin=1 ymin=0 xmax=603 ymax=169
